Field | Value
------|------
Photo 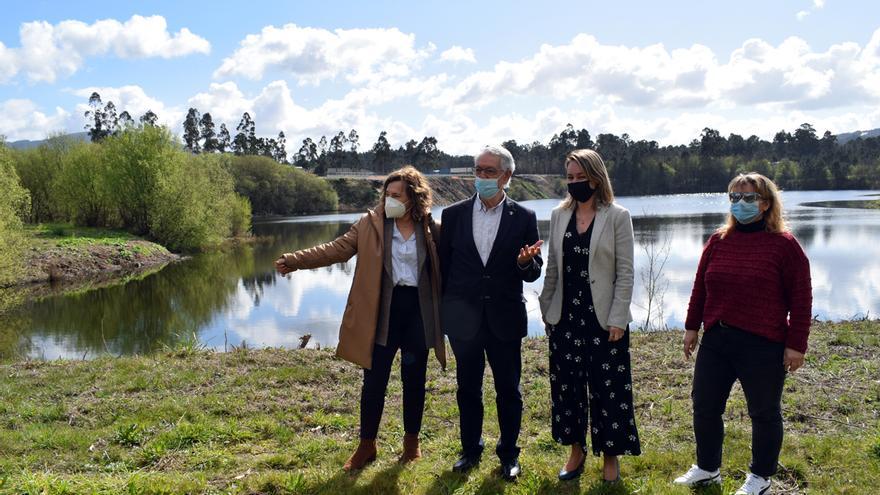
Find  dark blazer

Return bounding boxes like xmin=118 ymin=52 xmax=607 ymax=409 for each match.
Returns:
xmin=376 ymin=217 xmax=445 ymax=368
xmin=438 ymin=194 xmax=542 ymax=341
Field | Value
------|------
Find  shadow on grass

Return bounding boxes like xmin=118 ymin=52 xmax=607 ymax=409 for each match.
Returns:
xmin=308 ymin=462 xmax=406 ymax=495
xmin=424 ymin=470 xmax=469 ymax=495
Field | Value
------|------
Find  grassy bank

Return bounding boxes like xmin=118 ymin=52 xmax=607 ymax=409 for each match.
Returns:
xmin=0 ymin=321 xmax=877 ymax=494
xmin=11 ymin=223 xmax=179 ymax=287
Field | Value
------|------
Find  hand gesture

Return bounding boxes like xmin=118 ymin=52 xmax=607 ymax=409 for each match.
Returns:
xmin=683 ymin=330 xmax=699 ymax=359
xmin=275 ymin=256 xmax=295 ymax=275
xmin=517 ymin=240 xmax=544 ymax=266
xmin=783 ymin=347 xmax=805 ymax=372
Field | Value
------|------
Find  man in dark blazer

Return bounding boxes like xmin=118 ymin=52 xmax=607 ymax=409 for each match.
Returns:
xmin=438 ymin=145 xmax=543 ymax=480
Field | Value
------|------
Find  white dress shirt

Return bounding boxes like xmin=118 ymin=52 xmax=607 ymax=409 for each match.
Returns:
xmin=472 ymin=193 xmax=506 ymax=266
xmin=391 ymin=221 xmax=419 ymax=286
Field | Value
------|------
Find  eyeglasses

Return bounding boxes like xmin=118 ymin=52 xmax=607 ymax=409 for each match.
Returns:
xmin=474 ymin=167 xmax=502 ymax=178
xmin=728 ymin=192 xmax=762 ymax=203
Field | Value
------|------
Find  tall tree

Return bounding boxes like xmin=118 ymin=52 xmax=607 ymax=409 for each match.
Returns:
xmin=139 ymin=110 xmax=158 ymax=127
xmin=183 ymin=108 xmax=202 ymax=153
xmin=199 ymin=112 xmax=218 ymax=153
xmin=233 ymin=112 xmax=256 ymax=155
xmin=575 ymin=128 xmax=593 ymax=149
xmin=84 ymin=92 xmax=110 ymax=142
xmin=118 ymin=111 xmax=134 ymax=129
xmin=371 ymin=131 xmax=392 ymax=174
xmin=217 ymin=123 xmax=231 ymax=153
xmin=296 ymin=137 xmax=318 ymax=169
xmin=273 ymin=131 xmax=288 ymax=163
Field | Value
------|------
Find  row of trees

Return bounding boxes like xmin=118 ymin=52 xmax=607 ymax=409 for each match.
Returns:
xmin=85 ymin=94 xmax=290 ymax=163
xmin=83 ymin=91 xmax=880 ymax=192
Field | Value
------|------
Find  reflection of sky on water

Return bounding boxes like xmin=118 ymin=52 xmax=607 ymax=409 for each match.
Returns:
xmin=13 ymin=190 xmax=880 ymax=358
xmin=240 ymin=190 xmax=880 ymax=348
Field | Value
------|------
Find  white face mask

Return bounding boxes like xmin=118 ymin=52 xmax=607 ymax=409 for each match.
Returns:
xmin=384 ymin=196 xmax=408 ymax=219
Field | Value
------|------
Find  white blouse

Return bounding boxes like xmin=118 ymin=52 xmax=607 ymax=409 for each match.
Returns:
xmin=391 ymin=221 xmax=418 ymax=286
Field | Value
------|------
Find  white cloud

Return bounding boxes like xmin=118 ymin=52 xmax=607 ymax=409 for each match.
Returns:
xmin=0 ymin=99 xmax=70 ymax=141
xmin=0 ymin=15 xmax=210 ymax=83
xmin=440 ymin=45 xmax=477 ymax=64
xmin=424 ymin=29 xmax=880 ymax=113
xmin=796 ymin=10 xmax=811 ymax=21
xmin=428 ymin=34 xmax=717 ymax=110
xmin=214 ymin=24 xmax=433 ymax=85
xmin=813 ymin=0 xmax=826 ymax=8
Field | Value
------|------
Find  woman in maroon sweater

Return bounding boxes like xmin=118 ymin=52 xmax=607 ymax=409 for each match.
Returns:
xmin=673 ymin=173 xmax=812 ymax=495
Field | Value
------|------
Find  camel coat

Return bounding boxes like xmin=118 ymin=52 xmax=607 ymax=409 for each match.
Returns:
xmin=281 ymin=206 xmax=445 ymax=370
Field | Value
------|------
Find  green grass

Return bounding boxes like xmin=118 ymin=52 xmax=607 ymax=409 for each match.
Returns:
xmin=0 ymin=320 xmax=877 ymax=494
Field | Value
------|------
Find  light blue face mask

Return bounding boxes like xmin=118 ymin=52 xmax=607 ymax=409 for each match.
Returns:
xmin=731 ymin=200 xmax=761 ymax=223
xmin=475 ymin=177 xmax=501 ymax=199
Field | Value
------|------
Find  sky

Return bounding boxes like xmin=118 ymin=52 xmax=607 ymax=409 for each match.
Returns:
xmin=2 ymin=0 xmax=880 ymax=155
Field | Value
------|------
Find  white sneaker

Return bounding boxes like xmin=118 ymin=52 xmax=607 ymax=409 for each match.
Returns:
xmin=673 ymin=464 xmax=721 ymax=487
xmin=735 ymin=473 xmax=771 ymax=494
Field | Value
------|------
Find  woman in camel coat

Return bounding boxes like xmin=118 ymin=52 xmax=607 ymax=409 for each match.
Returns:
xmin=275 ymin=166 xmax=444 ymax=471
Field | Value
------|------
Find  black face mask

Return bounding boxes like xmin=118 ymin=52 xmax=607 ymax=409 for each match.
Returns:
xmin=567 ymin=180 xmax=596 ymax=203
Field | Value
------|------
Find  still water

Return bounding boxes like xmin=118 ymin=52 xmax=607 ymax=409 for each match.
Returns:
xmin=4 ymin=190 xmax=879 ymax=359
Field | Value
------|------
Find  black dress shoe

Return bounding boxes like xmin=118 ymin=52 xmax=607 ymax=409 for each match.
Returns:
xmin=452 ymin=454 xmax=480 ymax=473
xmin=558 ymin=456 xmax=586 ymax=481
xmin=500 ymin=460 xmax=521 ymax=481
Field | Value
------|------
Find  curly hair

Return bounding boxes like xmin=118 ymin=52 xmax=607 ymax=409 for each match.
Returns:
xmin=379 ymin=165 xmax=433 ymax=221
xmin=718 ymin=172 xmax=787 ymax=239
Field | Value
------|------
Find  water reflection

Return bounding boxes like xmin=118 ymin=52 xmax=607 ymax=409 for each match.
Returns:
xmin=3 ymin=190 xmax=879 ymax=359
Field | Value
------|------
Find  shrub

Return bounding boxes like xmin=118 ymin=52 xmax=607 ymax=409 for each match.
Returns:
xmin=0 ymin=144 xmax=30 ymax=287
xmin=102 ymin=126 xmax=180 ymax=235
xmin=226 ymin=155 xmax=337 ymax=215
xmin=149 ymin=153 xmax=247 ymax=252
xmin=11 ymin=134 xmax=74 ymax=223
xmin=54 ymin=142 xmax=116 ymax=227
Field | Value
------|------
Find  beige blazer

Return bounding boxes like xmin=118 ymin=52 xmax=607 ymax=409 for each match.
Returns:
xmin=281 ymin=206 xmax=445 ymax=370
xmin=538 ymin=201 xmax=634 ymax=330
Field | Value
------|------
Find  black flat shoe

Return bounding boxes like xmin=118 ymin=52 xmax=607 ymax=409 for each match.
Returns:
xmin=452 ymin=454 xmax=480 ymax=473
xmin=558 ymin=456 xmax=586 ymax=481
xmin=500 ymin=460 xmax=521 ymax=481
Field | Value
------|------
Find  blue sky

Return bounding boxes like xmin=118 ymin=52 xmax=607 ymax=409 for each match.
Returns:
xmin=2 ymin=0 xmax=880 ymax=153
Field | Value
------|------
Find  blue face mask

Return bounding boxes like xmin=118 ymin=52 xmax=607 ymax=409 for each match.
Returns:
xmin=475 ymin=177 xmax=501 ymax=199
xmin=731 ymin=200 xmax=760 ymax=223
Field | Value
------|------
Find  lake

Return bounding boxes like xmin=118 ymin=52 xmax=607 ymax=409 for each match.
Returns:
xmin=4 ymin=190 xmax=879 ymax=359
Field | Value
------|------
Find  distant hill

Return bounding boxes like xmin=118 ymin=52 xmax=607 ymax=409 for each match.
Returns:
xmin=6 ymin=132 xmax=90 ymax=150
xmin=836 ymin=128 xmax=880 ymax=144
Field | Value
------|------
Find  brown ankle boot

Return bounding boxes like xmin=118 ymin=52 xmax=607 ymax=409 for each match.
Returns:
xmin=343 ymin=439 xmax=377 ymax=471
xmin=400 ymin=433 xmax=421 ymax=463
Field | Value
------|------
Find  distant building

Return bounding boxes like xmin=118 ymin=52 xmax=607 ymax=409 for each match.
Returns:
xmin=326 ymin=168 xmax=375 ymax=176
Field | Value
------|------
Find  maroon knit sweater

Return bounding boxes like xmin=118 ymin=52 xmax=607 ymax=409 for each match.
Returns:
xmin=685 ymin=226 xmax=813 ymax=353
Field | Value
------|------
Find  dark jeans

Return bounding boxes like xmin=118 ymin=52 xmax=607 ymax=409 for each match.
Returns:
xmin=692 ymin=323 xmax=786 ymax=478
xmin=449 ymin=311 xmax=523 ymax=463
xmin=359 ymin=286 xmax=428 ymax=439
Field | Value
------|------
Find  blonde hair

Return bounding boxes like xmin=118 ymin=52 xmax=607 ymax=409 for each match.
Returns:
xmin=380 ymin=165 xmax=433 ymax=222
xmin=718 ymin=172 xmax=787 ymax=238
xmin=561 ymin=149 xmax=615 ymax=210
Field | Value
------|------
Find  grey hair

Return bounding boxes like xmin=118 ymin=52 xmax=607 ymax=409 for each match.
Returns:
xmin=474 ymin=145 xmax=516 ymax=187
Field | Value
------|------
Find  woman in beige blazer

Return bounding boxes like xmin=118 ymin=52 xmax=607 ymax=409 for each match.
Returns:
xmin=538 ymin=149 xmax=640 ymax=483
xmin=275 ymin=166 xmax=444 ymax=471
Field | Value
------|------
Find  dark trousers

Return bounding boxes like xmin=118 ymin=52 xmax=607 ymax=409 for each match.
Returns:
xmin=449 ymin=311 xmax=523 ymax=463
xmin=549 ymin=322 xmax=641 ymax=456
xmin=692 ymin=324 xmax=786 ymax=478
xmin=359 ymin=286 xmax=428 ymax=439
